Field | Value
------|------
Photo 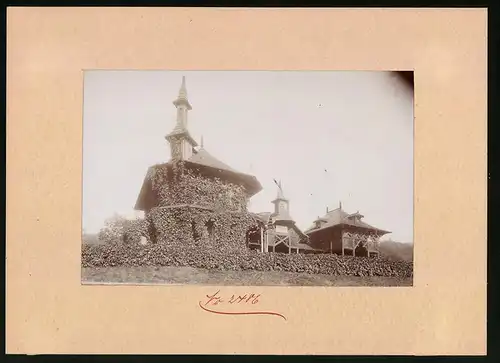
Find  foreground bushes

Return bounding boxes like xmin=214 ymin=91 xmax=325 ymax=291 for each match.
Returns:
xmin=82 ymin=242 xmax=413 ymax=278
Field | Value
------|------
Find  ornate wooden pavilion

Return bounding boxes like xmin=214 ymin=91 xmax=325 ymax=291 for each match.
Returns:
xmin=304 ymin=202 xmax=390 ymax=257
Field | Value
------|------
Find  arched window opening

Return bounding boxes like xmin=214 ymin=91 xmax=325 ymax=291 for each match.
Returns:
xmin=205 ymin=220 xmax=215 ymax=242
xmin=192 ymin=221 xmax=201 ymax=242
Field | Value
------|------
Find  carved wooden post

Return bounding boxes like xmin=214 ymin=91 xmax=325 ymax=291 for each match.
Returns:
xmin=260 ymin=227 xmax=264 ymax=253
xmin=341 ymin=231 xmax=345 ymax=256
xmin=265 ymin=230 xmax=268 ymax=252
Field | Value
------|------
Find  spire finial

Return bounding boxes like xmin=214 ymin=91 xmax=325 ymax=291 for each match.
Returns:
xmin=200 ymin=135 xmax=204 ymax=148
xmin=272 ymin=178 xmax=288 ymax=202
xmin=339 ymin=201 xmax=342 ymax=209
xmin=173 ymin=75 xmax=192 ymax=110
xmin=326 ymin=206 xmax=329 ymax=213
xmin=178 ymin=76 xmax=187 ymax=98
xmin=277 ymin=180 xmax=284 ymax=198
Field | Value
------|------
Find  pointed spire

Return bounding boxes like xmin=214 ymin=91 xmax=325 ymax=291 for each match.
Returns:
xmin=326 ymin=206 xmax=329 ymax=214
xmin=173 ymin=76 xmax=192 ymax=110
xmin=339 ymin=200 xmax=342 ymax=209
xmin=200 ymin=135 xmax=204 ymax=148
xmin=179 ymin=76 xmax=187 ymax=98
xmin=166 ymin=76 xmax=197 ymax=160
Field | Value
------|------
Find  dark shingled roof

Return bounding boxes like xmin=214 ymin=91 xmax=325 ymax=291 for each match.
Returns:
xmin=305 ymin=207 xmax=390 ymax=236
xmin=187 ymin=147 xmax=237 ymax=173
xmin=185 ymin=147 xmax=262 ymax=196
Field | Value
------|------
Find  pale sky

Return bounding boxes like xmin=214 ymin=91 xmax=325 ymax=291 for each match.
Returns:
xmin=83 ymin=71 xmax=414 ymax=243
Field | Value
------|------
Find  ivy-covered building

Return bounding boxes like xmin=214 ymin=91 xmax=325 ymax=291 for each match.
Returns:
xmin=134 ymin=77 xmax=262 ymax=250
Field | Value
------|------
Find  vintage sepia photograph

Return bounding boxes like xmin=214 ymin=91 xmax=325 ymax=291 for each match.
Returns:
xmin=82 ymin=70 xmax=414 ymax=286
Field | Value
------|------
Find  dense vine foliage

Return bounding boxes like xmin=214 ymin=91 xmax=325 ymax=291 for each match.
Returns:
xmin=81 ymin=242 xmax=413 ymax=278
xmin=143 ymin=161 xmax=255 ymax=251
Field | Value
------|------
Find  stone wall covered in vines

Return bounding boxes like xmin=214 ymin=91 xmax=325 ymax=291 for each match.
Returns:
xmin=145 ymin=161 xmax=255 ymax=251
xmin=148 ymin=206 xmax=255 ymax=252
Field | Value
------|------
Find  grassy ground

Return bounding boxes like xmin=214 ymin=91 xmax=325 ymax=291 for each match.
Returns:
xmin=81 ymin=266 xmax=412 ymax=286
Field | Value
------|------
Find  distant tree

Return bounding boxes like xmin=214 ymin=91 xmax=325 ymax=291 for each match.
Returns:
xmin=98 ymin=214 xmax=129 ymax=244
xmin=98 ymin=213 xmax=147 ymax=244
xmin=378 ymin=240 xmax=414 ymax=262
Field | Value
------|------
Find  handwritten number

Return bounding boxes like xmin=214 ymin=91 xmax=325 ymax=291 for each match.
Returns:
xmin=203 ymin=291 xmax=261 ymax=306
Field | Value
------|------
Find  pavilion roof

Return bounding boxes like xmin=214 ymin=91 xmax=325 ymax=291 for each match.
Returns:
xmin=304 ymin=207 xmax=390 ymax=236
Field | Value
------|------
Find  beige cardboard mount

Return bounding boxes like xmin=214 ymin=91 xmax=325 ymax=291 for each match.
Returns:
xmin=6 ymin=7 xmax=487 ymax=355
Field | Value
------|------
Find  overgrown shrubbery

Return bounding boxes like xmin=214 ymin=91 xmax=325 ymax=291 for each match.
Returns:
xmin=81 ymin=242 xmax=413 ymax=278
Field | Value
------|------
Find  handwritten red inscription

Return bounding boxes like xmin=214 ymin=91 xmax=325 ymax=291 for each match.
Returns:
xmin=198 ymin=290 xmax=287 ymax=321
